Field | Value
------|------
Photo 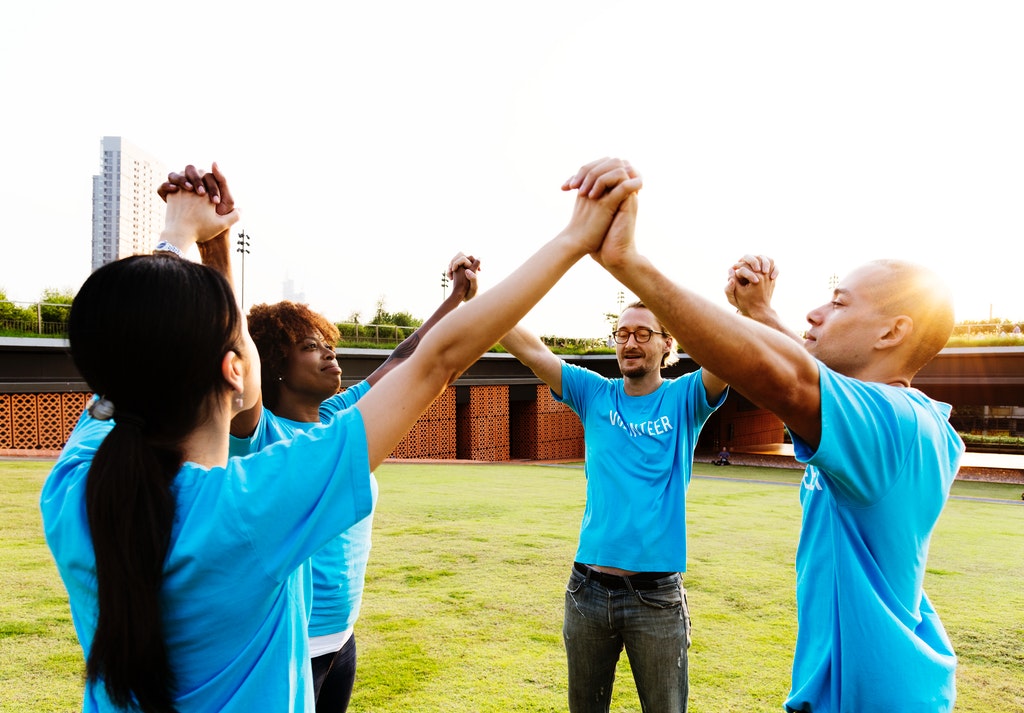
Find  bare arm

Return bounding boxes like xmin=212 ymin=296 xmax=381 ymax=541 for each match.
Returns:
xmin=356 ymin=157 xmax=642 ymax=469
xmin=196 ymin=232 xmax=234 ymax=285
xmin=197 ymin=230 xmax=260 ymax=436
xmin=700 ymin=368 xmax=729 ymax=405
xmin=602 ymin=191 xmax=731 ymax=406
xmin=364 ymin=253 xmax=480 ymax=386
xmin=499 ymin=325 xmax=564 ymax=396
xmin=161 ymin=163 xmax=262 ymax=438
xmin=593 ymin=216 xmax=822 ymax=448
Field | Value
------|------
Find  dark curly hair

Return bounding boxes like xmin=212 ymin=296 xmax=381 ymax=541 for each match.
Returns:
xmin=246 ymin=301 xmax=341 ymax=409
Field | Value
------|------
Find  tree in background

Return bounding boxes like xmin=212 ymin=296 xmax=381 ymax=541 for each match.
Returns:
xmin=0 ymin=287 xmax=39 ymax=333
xmin=0 ymin=287 xmax=76 ymax=336
xmin=371 ymin=295 xmax=420 ymax=329
xmin=37 ymin=288 xmax=74 ymax=327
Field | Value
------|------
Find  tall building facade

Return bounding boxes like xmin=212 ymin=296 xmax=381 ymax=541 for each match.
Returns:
xmin=91 ymin=136 xmax=167 ymax=270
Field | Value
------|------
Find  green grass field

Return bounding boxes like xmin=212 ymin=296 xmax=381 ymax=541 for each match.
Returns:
xmin=3 ymin=459 xmax=1022 ymax=712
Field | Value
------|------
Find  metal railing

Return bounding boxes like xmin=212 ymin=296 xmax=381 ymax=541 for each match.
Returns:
xmin=951 ymin=322 xmax=1022 ymax=337
xmin=3 ymin=299 xmax=1022 ymax=346
xmin=335 ymin=322 xmax=417 ymax=346
xmin=0 ymin=300 xmax=72 ymax=336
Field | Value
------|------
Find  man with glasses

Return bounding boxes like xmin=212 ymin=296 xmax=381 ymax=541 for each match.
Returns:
xmin=499 ymin=302 xmax=727 ymax=713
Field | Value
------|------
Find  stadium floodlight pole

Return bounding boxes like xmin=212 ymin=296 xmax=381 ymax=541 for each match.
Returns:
xmin=237 ymin=230 xmax=251 ymax=309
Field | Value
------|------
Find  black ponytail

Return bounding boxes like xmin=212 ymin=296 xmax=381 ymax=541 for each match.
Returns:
xmin=85 ymin=425 xmax=179 ymax=711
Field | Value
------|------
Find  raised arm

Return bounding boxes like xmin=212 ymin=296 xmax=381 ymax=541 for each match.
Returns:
xmin=355 ymin=157 xmax=641 ymax=468
xmin=364 ymin=252 xmax=481 ymax=386
xmin=194 ymin=164 xmax=237 ymax=284
xmin=499 ymin=325 xmax=564 ymax=396
xmin=157 ymin=164 xmax=262 ymax=438
xmin=594 ymin=203 xmax=822 ymax=447
xmin=605 ymin=191 xmax=729 ymax=404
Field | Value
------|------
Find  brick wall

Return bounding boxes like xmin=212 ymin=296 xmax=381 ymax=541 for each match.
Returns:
xmin=0 ymin=389 xmax=466 ymax=458
xmin=0 ymin=385 xmax=786 ymax=460
xmin=390 ymin=386 xmax=458 ymax=459
xmin=510 ymin=385 xmax=584 ymax=460
xmin=0 ymin=392 xmax=92 ymax=450
xmin=456 ymin=384 xmax=510 ymax=461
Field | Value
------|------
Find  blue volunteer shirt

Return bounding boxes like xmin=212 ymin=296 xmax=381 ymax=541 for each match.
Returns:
xmin=41 ymin=403 xmax=373 ymax=712
xmin=229 ymin=381 xmax=376 ymax=639
xmin=786 ymin=363 xmax=963 ymax=713
xmin=557 ymin=362 xmax=725 ymax=572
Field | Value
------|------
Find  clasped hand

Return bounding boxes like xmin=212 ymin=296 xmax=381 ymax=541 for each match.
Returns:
xmin=159 ymin=163 xmax=239 ymax=245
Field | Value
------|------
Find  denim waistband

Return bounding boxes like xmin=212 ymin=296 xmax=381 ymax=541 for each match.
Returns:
xmin=573 ymin=562 xmax=678 ymax=591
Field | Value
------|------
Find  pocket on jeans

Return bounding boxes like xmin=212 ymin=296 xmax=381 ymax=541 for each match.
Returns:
xmin=566 ymin=569 xmax=586 ymax=595
xmin=636 ymin=580 xmax=683 ymax=609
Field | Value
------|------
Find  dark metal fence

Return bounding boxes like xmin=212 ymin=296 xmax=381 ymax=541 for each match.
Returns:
xmin=0 ymin=301 xmax=72 ymax=336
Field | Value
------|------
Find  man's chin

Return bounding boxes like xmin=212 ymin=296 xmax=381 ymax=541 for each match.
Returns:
xmin=619 ymin=366 xmax=649 ymax=379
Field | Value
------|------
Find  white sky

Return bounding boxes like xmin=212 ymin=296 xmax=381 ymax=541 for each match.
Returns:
xmin=1 ymin=1 xmax=1022 ymax=338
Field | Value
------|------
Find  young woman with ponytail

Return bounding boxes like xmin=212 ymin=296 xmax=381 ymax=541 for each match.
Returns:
xmin=41 ymin=157 xmax=642 ymax=711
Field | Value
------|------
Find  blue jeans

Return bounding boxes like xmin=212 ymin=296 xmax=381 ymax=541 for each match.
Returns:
xmin=563 ymin=565 xmax=691 ymax=713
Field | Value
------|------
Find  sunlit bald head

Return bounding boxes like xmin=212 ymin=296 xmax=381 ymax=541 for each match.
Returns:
xmin=857 ymin=259 xmax=954 ymax=373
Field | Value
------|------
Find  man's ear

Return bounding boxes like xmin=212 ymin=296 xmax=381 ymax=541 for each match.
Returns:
xmin=877 ymin=315 xmax=913 ymax=351
xmin=221 ymin=350 xmax=245 ymax=394
xmin=663 ymin=335 xmax=675 ymax=356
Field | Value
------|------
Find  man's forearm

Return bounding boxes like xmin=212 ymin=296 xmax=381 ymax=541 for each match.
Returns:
xmin=197 ymin=231 xmax=234 ymax=284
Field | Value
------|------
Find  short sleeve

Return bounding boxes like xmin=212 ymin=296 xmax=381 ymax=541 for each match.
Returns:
xmin=221 ymin=407 xmax=374 ymax=581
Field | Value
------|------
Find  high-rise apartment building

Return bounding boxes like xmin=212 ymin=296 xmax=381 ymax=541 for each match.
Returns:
xmin=91 ymin=136 xmax=167 ymax=270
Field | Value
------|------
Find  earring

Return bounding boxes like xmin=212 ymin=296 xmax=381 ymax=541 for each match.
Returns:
xmin=234 ymin=392 xmax=245 ymax=409
xmin=277 ymin=376 xmax=283 ymax=382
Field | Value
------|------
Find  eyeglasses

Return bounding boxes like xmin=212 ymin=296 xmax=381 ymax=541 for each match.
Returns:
xmin=611 ymin=328 xmax=666 ymax=344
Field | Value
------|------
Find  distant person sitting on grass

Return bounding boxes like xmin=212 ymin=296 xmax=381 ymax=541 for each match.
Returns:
xmin=713 ymin=447 xmax=731 ymax=466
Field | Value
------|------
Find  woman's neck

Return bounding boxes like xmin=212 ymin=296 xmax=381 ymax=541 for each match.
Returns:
xmin=274 ymin=392 xmax=324 ymax=423
xmin=181 ymin=406 xmax=232 ymax=468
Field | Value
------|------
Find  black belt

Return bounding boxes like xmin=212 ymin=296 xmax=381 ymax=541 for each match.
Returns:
xmin=573 ymin=562 xmax=676 ymax=591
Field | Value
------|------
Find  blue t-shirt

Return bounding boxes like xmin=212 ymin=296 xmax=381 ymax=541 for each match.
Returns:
xmin=41 ymin=404 xmax=374 ymax=712
xmin=557 ymin=362 xmax=725 ymax=572
xmin=229 ymin=382 xmax=376 ymax=638
xmin=786 ymin=364 xmax=964 ymax=713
